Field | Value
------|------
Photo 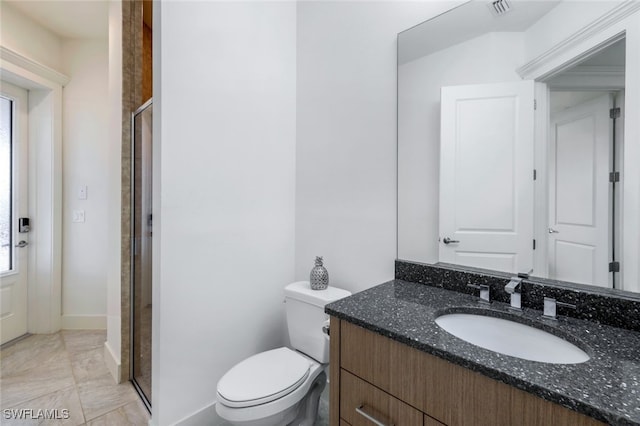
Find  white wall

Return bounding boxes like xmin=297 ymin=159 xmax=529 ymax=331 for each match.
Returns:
xmin=0 ymin=2 xmax=63 ymax=71
xmin=295 ymin=1 xmax=456 ymax=295
xmin=398 ymin=32 xmax=525 ymax=264
xmin=524 ymin=1 xmax=625 ymax=62
xmin=61 ymin=39 xmax=109 ymax=329
xmin=105 ymin=0 xmax=123 ymax=381
xmin=154 ymin=2 xmax=297 ymax=424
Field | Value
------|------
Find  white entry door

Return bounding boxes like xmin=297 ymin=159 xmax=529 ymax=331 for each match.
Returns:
xmin=0 ymin=81 xmax=29 ymax=345
xmin=548 ymin=94 xmax=612 ymax=287
xmin=440 ymin=81 xmax=535 ymax=274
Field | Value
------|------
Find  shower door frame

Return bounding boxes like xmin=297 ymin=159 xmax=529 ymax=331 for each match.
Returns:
xmin=130 ymin=98 xmax=153 ymax=412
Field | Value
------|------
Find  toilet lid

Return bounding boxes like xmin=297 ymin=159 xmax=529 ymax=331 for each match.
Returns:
xmin=217 ymin=347 xmax=311 ymax=408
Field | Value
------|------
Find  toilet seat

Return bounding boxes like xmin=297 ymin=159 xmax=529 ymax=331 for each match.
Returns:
xmin=217 ymin=347 xmax=311 ymax=408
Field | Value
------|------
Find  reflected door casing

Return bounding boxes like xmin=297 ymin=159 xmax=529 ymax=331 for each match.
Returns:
xmin=439 ymin=81 xmax=535 ymax=274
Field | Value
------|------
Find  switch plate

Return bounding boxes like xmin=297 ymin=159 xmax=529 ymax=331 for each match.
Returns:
xmin=78 ymin=185 xmax=88 ymax=200
xmin=73 ymin=210 xmax=85 ymax=223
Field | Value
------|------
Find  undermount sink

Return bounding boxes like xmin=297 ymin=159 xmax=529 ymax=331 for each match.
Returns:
xmin=435 ymin=313 xmax=590 ymax=364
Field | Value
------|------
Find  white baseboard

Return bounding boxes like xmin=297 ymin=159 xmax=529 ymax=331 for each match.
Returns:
xmin=175 ymin=401 xmax=220 ymax=426
xmin=104 ymin=341 xmax=121 ymax=384
xmin=61 ymin=315 xmax=107 ymax=330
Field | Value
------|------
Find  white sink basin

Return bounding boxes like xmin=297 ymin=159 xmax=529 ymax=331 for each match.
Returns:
xmin=435 ymin=313 xmax=590 ymax=364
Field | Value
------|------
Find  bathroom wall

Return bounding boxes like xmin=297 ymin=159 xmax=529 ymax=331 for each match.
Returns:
xmin=153 ymin=1 xmax=297 ymax=424
xmin=105 ymin=0 xmax=123 ymax=380
xmin=0 ymin=2 xmax=63 ymax=71
xmin=295 ymin=1 xmax=458 ymax=294
xmin=398 ymin=32 xmax=525 ymax=264
xmin=61 ymin=39 xmax=110 ymax=329
xmin=523 ymin=1 xmax=626 ymax=61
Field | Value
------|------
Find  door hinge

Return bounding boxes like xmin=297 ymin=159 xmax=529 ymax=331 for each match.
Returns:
xmin=534 ymin=99 xmax=537 ymax=110
xmin=533 ymin=239 xmax=536 ymax=250
xmin=609 ymin=261 xmax=620 ymax=273
xmin=609 ymin=172 xmax=620 ymax=183
xmin=610 ymin=107 xmax=621 ymax=119
xmin=533 ymin=169 xmax=537 ymax=180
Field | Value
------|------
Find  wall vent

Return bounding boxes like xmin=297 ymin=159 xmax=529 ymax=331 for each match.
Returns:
xmin=489 ymin=0 xmax=512 ymax=16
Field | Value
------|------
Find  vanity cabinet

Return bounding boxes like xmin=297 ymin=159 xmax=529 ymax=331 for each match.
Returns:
xmin=329 ymin=317 xmax=604 ymax=426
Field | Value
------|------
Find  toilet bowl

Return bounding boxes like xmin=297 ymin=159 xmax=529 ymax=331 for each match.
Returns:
xmin=216 ymin=348 xmax=326 ymax=426
xmin=215 ymin=281 xmax=350 ymax=426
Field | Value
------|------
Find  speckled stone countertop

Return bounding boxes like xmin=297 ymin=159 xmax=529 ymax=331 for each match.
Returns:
xmin=325 ymin=280 xmax=640 ymax=425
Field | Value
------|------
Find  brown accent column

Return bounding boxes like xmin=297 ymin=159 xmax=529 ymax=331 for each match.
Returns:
xmin=120 ymin=0 xmax=144 ymax=384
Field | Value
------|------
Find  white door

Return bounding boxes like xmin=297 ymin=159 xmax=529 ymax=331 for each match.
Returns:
xmin=548 ymin=94 xmax=612 ymax=287
xmin=0 ymin=81 xmax=29 ymax=344
xmin=440 ymin=81 xmax=535 ymax=274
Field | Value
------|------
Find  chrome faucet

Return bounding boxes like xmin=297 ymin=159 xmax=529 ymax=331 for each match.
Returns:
xmin=505 ymin=277 xmax=522 ymax=310
xmin=467 ymin=284 xmax=490 ymax=304
xmin=543 ymin=297 xmax=577 ymax=320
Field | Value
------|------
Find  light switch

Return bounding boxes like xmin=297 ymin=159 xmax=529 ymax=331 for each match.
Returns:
xmin=73 ymin=210 xmax=85 ymax=223
xmin=78 ymin=185 xmax=88 ymax=200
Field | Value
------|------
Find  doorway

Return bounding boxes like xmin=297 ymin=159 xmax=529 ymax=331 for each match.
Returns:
xmin=544 ymin=38 xmax=626 ymax=288
xmin=547 ymin=91 xmax=622 ymax=287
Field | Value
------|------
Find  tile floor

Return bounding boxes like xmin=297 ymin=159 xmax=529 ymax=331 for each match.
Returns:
xmin=0 ymin=331 xmax=149 ymax=425
xmin=1 ymin=331 xmax=330 ymax=426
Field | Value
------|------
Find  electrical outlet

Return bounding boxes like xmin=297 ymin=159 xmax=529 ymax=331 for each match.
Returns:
xmin=78 ymin=185 xmax=88 ymax=200
xmin=73 ymin=210 xmax=85 ymax=223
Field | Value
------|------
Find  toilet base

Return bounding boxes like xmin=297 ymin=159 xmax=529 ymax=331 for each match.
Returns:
xmin=217 ymin=371 xmax=326 ymax=426
xmin=288 ymin=371 xmax=326 ymax=426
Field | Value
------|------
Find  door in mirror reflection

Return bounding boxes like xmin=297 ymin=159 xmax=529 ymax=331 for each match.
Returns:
xmin=439 ymin=81 xmax=535 ymax=274
xmin=548 ymin=93 xmax=615 ymax=287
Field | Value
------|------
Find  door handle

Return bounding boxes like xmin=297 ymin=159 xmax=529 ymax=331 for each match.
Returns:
xmin=548 ymin=228 xmax=559 ymax=234
xmin=15 ymin=240 xmax=28 ymax=248
xmin=443 ymin=237 xmax=460 ymax=244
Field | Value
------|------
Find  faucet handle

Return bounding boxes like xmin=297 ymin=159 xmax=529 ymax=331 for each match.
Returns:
xmin=543 ymin=297 xmax=557 ymax=318
xmin=467 ymin=284 xmax=490 ymax=303
xmin=543 ymin=297 xmax=576 ymax=319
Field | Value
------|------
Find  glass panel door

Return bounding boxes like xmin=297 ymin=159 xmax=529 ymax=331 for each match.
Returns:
xmin=0 ymin=96 xmax=12 ymax=273
xmin=131 ymin=100 xmax=153 ymax=408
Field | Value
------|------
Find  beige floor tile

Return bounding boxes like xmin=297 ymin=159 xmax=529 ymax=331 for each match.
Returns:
xmin=1 ymin=334 xmax=67 ymax=378
xmin=76 ymin=372 xmax=138 ymax=421
xmin=2 ymin=385 xmax=85 ymax=426
xmin=61 ymin=332 xmax=106 ymax=355
xmin=0 ymin=358 xmax=75 ymax=408
xmin=84 ymin=400 xmax=149 ymax=426
xmin=69 ymin=348 xmax=110 ymax=384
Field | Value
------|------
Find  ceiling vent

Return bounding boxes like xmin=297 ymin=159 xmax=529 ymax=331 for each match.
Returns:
xmin=488 ymin=0 xmax=512 ymax=16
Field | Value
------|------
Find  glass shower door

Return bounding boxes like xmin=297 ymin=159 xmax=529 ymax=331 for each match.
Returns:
xmin=131 ymin=100 xmax=153 ymax=408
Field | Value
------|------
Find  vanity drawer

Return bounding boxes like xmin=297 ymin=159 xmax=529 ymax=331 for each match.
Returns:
xmin=340 ymin=369 xmax=423 ymax=426
xmin=339 ymin=319 xmax=605 ymax=426
xmin=424 ymin=414 xmax=446 ymax=426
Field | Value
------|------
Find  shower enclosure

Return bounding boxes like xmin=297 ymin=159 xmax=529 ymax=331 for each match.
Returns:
xmin=131 ymin=99 xmax=153 ymax=409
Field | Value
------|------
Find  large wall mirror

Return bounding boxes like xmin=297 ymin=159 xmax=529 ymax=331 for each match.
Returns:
xmin=397 ymin=0 xmax=640 ymax=294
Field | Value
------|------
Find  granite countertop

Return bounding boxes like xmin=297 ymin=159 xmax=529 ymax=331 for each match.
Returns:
xmin=325 ymin=280 xmax=640 ymax=425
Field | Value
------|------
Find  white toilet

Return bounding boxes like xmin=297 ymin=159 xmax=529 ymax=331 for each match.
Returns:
xmin=215 ymin=281 xmax=351 ymax=426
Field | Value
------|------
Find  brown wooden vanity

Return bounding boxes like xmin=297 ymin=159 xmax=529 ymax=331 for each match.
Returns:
xmin=329 ymin=317 xmax=604 ymax=426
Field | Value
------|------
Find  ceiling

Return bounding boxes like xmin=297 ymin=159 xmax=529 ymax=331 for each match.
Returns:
xmin=398 ymin=0 xmax=561 ymax=65
xmin=6 ymin=0 xmax=109 ymax=39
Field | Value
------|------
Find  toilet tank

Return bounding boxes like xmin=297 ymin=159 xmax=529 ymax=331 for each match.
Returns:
xmin=284 ymin=281 xmax=351 ymax=363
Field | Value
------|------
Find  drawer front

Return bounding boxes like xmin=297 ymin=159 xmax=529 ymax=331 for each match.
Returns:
xmin=424 ymin=414 xmax=446 ymax=426
xmin=340 ymin=369 xmax=423 ymax=426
